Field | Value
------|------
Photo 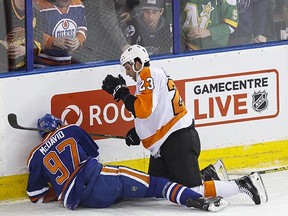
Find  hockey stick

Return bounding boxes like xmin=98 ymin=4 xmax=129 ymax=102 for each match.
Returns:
xmin=228 ymin=165 xmax=288 ymax=175
xmin=7 ymin=113 xmax=126 ymax=139
xmin=256 ymin=166 xmax=288 ymax=174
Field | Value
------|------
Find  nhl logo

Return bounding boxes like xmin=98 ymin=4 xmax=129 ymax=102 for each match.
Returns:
xmin=125 ymin=25 xmax=136 ymax=37
xmin=252 ymin=91 xmax=268 ymax=112
xmin=131 ymin=186 xmax=138 ymax=191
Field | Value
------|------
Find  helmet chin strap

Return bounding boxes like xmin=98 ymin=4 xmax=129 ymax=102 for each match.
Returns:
xmin=132 ymin=62 xmax=144 ymax=73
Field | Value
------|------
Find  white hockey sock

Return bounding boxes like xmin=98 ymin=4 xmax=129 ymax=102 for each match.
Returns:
xmin=213 ymin=180 xmax=240 ymax=197
xmin=191 ymin=180 xmax=240 ymax=198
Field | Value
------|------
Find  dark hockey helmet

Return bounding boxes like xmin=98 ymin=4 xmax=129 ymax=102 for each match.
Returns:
xmin=37 ymin=114 xmax=63 ymax=138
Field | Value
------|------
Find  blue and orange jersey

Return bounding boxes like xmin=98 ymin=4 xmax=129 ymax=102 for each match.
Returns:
xmin=26 ymin=124 xmax=101 ymax=210
xmin=34 ymin=0 xmax=87 ymax=62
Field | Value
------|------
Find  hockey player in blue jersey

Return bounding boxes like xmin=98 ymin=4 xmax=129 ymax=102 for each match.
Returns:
xmin=26 ymin=113 xmax=229 ymax=211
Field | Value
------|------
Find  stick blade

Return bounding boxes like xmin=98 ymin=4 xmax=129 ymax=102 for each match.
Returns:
xmin=8 ymin=113 xmax=19 ymax=128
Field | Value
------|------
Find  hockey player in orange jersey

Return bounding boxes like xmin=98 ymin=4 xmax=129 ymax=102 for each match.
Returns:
xmin=102 ymin=44 xmax=268 ymax=207
xmin=103 ymin=44 xmax=212 ymax=188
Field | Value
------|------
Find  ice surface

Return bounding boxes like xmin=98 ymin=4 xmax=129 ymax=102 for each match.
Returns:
xmin=1 ymin=170 xmax=287 ymax=216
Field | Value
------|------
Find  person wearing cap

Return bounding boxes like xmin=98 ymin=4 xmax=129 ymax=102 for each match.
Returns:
xmin=122 ymin=0 xmax=172 ymax=55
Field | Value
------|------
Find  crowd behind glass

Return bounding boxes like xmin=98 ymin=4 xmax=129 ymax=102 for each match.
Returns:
xmin=0 ymin=0 xmax=287 ymax=73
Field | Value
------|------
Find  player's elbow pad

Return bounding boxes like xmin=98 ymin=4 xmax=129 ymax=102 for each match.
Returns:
xmin=123 ymin=94 xmax=136 ymax=117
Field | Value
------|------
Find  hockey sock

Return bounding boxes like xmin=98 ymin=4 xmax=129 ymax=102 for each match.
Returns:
xmin=145 ymin=176 xmax=202 ymax=205
xmin=194 ymin=180 xmax=239 ymax=198
xmin=212 ymin=180 xmax=239 ymax=197
xmin=163 ymin=181 xmax=202 ymax=205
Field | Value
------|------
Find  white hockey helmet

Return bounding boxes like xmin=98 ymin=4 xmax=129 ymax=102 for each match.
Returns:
xmin=120 ymin=45 xmax=150 ymax=73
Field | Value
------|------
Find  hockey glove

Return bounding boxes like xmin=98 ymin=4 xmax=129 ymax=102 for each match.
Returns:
xmin=125 ymin=127 xmax=140 ymax=146
xmin=102 ymin=74 xmax=130 ymax=102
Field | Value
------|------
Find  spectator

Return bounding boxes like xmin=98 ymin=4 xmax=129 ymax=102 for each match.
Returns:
xmin=229 ymin=0 xmax=268 ymax=46
xmin=33 ymin=0 xmax=87 ymax=66
xmin=284 ymin=0 xmax=288 ymax=25
xmin=277 ymin=0 xmax=288 ymax=40
xmin=0 ymin=0 xmax=8 ymax=72
xmin=74 ymin=0 xmax=132 ymax=62
xmin=117 ymin=0 xmax=140 ymax=25
xmin=123 ymin=0 xmax=173 ymax=55
xmin=181 ymin=0 xmax=239 ymax=50
xmin=283 ymin=0 xmax=288 ymax=24
xmin=264 ymin=0 xmax=277 ymax=41
xmin=0 ymin=0 xmax=42 ymax=72
xmin=182 ymin=0 xmax=238 ymax=50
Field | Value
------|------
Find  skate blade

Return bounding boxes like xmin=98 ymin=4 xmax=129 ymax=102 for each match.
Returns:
xmin=208 ymin=198 xmax=230 ymax=212
xmin=214 ymin=159 xmax=229 ymax=181
xmin=250 ymin=172 xmax=268 ymax=203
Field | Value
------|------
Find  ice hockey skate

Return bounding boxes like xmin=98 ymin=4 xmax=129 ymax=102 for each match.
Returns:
xmin=201 ymin=159 xmax=229 ymax=181
xmin=186 ymin=196 xmax=229 ymax=212
xmin=235 ymin=172 xmax=268 ymax=205
xmin=250 ymin=172 xmax=268 ymax=203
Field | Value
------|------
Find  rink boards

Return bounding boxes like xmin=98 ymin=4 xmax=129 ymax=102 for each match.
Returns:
xmin=0 ymin=44 xmax=287 ymax=201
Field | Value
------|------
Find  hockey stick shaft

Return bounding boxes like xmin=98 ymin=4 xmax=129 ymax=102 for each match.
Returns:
xmin=227 ymin=165 xmax=288 ymax=175
xmin=7 ymin=113 xmax=126 ymax=139
xmin=256 ymin=166 xmax=288 ymax=174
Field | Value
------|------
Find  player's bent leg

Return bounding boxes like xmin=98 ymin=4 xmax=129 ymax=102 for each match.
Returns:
xmin=117 ymin=166 xmax=150 ymax=198
xmin=191 ymin=172 xmax=268 ymax=207
xmin=81 ymin=166 xmax=122 ymax=208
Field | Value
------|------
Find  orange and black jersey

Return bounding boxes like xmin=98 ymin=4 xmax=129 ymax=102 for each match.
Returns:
xmin=125 ymin=67 xmax=194 ymax=157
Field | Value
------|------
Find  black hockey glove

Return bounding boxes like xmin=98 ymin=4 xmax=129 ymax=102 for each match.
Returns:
xmin=125 ymin=127 xmax=140 ymax=146
xmin=102 ymin=74 xmax=130 ymax=102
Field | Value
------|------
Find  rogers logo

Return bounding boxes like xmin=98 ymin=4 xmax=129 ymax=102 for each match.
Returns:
xmin=61 ymin=105 xmax=83 ymax=125
xmin=51 ymin=89 xmax=134 ymax=138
